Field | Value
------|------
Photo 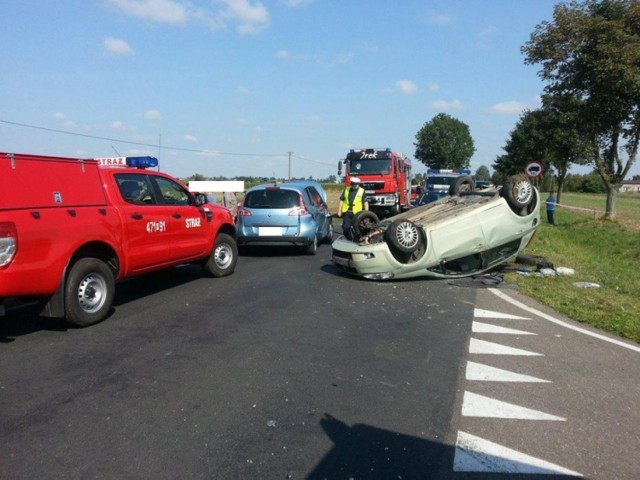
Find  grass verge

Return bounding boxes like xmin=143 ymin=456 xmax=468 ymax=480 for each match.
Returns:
xmin=509 ymin=203 xmax=640 ymax=344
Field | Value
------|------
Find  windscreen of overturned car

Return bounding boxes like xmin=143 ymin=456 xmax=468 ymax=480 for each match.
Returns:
xmin=244 ymin=189 xmax=300 ymax=209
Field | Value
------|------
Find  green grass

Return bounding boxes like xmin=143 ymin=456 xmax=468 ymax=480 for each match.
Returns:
xmin=510 ymin=195 xmax=640 ymax=343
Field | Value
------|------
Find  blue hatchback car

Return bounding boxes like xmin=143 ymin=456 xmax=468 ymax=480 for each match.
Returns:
xmin=236 ymin=181 xmax=333 ymax=255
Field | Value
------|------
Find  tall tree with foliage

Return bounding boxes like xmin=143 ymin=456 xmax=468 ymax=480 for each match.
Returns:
xmin=414 ymin=113 xmax=475 ymax=169
xmin=522 ymin=0 xmax=640 ymax=219
xmin=494 ymin=95 xmax=593 ymax=204
xmin=475 ymin=165 xmax=491 ymax=181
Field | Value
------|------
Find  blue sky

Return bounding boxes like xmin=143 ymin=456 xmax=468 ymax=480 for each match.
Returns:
xmin=4 ymin=0 xmax=616 ymax=180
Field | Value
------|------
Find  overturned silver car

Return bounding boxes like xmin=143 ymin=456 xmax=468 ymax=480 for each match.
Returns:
xmin=331 ymin=174 xmax=540 ymax=280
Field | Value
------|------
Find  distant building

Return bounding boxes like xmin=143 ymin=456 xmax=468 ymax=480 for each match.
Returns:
xmin=620 ymin=180 xmax=640 ymax=193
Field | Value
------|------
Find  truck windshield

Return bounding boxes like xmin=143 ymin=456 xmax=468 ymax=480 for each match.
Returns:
xmin=347 ymin=159 xmax=392 ymax=175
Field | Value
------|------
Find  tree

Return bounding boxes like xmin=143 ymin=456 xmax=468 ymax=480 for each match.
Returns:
xmin=522 ymin=0 xmax=640 ymax=218
xmin=494 ymin=95 xmax=593 ymax=204
xmin=414 ymin=113 xmax=475 ymax=169
xmin=475 ymin=165 xmax=491 ymax=181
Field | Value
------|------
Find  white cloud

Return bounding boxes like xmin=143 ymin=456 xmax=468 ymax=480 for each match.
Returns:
xmin=396 ymin=80 xmax=417 ymax=95
xmin=428 ymin=83 xmax=440 ymax=92
xmin=104 ymin=0 xmax=269 ymax=35
xmin=142 ymin=109 xmax=164 ymax=121
xmin=219 ymin=0 xmax=269 ymax=35
xmin=184 ymin=134 xmax=198 ymax=142
xmin=431 ymin=99 xmax=463 ymax=111
xmin=103 ymin=37 xmax=134 ymax=56
xmin=275 ymin=50 xmax=291 ymax=59
xmin=489 ymin=101 xmax=525 ymax=115
xmin=104 ymin=0 xmax=188 ymax=25
xmin=279 ymin=0 xmax=314 ymax=7
xmin=111 ymin=121 xmax=125 ymax=130
xmin=53 ymin=113 xmax=77 ymax=128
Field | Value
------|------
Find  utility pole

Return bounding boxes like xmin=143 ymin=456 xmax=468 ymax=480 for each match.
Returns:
xmin=288 ymin=151 xmax=292 ymax=180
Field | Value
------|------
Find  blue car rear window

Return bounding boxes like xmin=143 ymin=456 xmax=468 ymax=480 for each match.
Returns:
xmin=245 ymin=189 xmax=299 ymax=209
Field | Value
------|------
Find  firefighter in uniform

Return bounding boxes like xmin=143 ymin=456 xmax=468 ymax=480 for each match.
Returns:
xmin=337 ymin=177 xmax=369 ymax=241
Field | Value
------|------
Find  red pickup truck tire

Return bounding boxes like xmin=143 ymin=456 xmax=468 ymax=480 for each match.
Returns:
xmin=202 ymin=233 xmax=238 ymax=277
xmin=64 ymin=258 xmax=115 ymax=327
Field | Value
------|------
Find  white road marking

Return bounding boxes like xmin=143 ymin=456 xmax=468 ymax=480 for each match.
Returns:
xmin=489 ymin=288 xmax=640 ymax=353
xmin=466 ymin=361 xmax=550 ymax=383
xmin=469 ymin=338 xmax=543 ymax=356
xmin=472 ymin=321 xmax=536 ymax=335
xmin=453 ymin=431 xmax=583 ymax=476
xmin=474 ymin=308 xmax=530 ymax=320
xmin=462 ymin=391 xmax=565 ymax=420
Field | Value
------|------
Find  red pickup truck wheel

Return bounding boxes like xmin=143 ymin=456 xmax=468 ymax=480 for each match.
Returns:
xmin=203 ymin=233 xmax=238 ymax=277
xmin=64 ymin=258 xmax=115 ymax=327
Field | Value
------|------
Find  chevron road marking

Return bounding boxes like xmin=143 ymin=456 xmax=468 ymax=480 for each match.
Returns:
xmin=466 ymin=361 xmax=551 ymax=383
xmin=453 ymin=431 xmax=583 ymax=476
xmin=462 ymin=391 xmax=565 ymax=420
xmin=472 ymin=321 xmax=536 ymax=335
xmin=474 ymin=308 xmax=530 ymax=320
xmin=489 ymin=288 xmax=640 ymax=353
xmin=469 ymin=338 xmax=543 ymax=356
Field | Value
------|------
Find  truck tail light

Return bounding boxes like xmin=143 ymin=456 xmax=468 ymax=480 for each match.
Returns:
xmin=0 ymin=222 xmax=18 ymax=268
xmin=237 ymin=207 xmax=252 ymax=217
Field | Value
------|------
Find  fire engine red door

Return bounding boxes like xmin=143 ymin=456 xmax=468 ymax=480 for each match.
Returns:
xmin=153 ymin=176 xmax=210 ymax=261
xmin=115 ymin=174 xmax=177 ymax=272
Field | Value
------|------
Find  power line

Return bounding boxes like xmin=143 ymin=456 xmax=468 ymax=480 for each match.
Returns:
xmin=0 ymin=119 xmax=286 ymax=158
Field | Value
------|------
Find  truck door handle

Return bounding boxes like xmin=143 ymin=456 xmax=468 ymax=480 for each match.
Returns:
xmin=172 ymin=213 xmax=182 ymax=219
xmin=131 ymin=213 xmax=143 ymax=220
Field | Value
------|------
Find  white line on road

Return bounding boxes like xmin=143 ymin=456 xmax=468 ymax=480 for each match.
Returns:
xmin=453 ymin=431 xmax=583 ymax=476
xmin=472 ymin=321 xmax=536 ymax=335
xmin=469 ymin=338 xmax=543 ymax=356
xmin=489 ymin=288 xmax=640 ymax=353
xmin=474 ymin=308 xmax=530 ymax=320
xmin=466 ymin=361 xmax=551 ymax=383
xmin=462 ymin=391 xmax=565 ymax=420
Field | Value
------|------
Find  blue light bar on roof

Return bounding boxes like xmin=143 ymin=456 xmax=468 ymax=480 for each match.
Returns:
xmin=126 ymin=156 xmax=158 ymax=169
xmin=427 ymin=168 xmax=471 ymax=175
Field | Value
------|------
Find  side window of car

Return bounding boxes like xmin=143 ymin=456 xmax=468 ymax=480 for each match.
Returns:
xmin=153 ymin=177 xmax=191 ymax=206
xmin=306 ymin=187 xmax=322 ymax=207
xmin=116 ymin=174 xmax=155 ymax=205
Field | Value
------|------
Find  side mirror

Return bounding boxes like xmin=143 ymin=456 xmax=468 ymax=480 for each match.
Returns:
xmin=194 ymin=193 xmax=208 ymax=206
xmin=337 ymin=161 xmax=342 ymax=176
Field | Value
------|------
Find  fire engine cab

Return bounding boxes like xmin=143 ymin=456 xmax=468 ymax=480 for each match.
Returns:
xmin=338 ymin=148 xmax=412 ymax=217
xmin=1 ymin=152 xmax=237 ymax=327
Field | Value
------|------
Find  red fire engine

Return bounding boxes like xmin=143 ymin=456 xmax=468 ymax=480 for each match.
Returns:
xmin=338 ymin=148 xmax=412 ymax=217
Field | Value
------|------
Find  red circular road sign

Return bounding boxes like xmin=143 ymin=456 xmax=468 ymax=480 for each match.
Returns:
xmin=525 ymin=161 xmax=544 ymax=178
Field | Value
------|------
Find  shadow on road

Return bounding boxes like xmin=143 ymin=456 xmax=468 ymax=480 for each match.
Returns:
xmin=307 ymin=414 xmax=586 ymax=480
xmin=1 ymin=265 xmax=207 ymax=342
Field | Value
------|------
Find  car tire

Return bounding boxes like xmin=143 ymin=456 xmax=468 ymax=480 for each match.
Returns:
xmin=384 ymin=219 xmax=422 ymax=254
xmin=64 ymin=257 xmax=115 ymax=327
xmin=203 ymin=233 xmax=238 ymax=277
xmin=324 ymin=218 xmax=334 ymax=244
xmin=500 ymin=174 xmax=534 ymax=214
xmin=450 ymin=175 xmax=475 ymax=195
xmin=353 ymin=211 xmax=380 ymax=238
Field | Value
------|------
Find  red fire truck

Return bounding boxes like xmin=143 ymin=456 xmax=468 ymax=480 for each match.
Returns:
xmin=1 ymin=152 xmax=237 ymax=327
xmin=338 ymin=148 xmax=412 ymax=217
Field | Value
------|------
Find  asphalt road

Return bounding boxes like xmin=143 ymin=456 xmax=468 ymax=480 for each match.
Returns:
xmin=1 ymin=243 xmax=638 ymax=479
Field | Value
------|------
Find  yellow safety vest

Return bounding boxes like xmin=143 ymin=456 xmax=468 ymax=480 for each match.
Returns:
xmin=341 ymin=186 xmax=365 ymax=214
